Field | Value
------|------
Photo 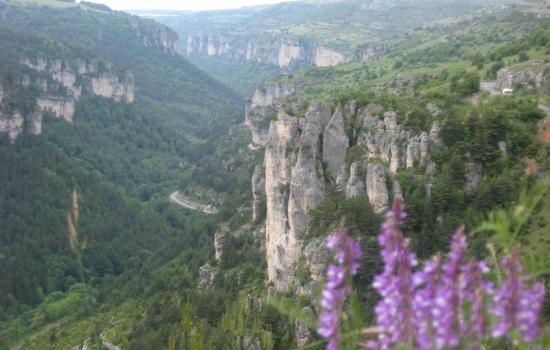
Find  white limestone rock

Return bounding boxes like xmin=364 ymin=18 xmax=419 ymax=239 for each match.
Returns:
xmin=366 ymin=163 xmax=389 ymax=214
xmin=322 ymin=104 xmax=349 ymax=179
xmin=345 ymin=162 xmax=366 ymax=198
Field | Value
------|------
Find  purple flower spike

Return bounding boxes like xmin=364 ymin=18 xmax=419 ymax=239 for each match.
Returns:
xmin=412 ymin=255 xmax=441 ymax=349
xmin=317 ymin=229 xmax=362 ymax=350
xmin=431 ymin=228 xmax=467 ymax=349
xmin=372 ymin=200 xmax=416 ymax=350
xmin=492 ymin=250 xmax=546 ymax=342
xmin=367 ymin=201 xmax=546 ymax=349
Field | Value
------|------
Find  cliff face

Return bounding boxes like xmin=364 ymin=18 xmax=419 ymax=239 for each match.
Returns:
xmin=130 ymin=18 xmax=178 ymax=55
xmin=186 ymin=33 xmax=231 ymax=56
xmin=245 ymin=82 xmax=296 ymax=147
xmin=21 ymin=58 xmax=135 ymax=103
xmin=314 ymin=46 xmax=348 ymax=67
xmin=255 ymin=99 xmax=441 ymax=291
xmin=0 ymin=57 xmax=134 ymax=142
xmin=252 ymin=165 xmax=267 ymax=221
xmin=496 ymin=60 xmax=550 ymax=92
xmin=36 ymin=96 xmax=76 ymax=123
xmin=186 ymin=33 xmax=350 ymax=69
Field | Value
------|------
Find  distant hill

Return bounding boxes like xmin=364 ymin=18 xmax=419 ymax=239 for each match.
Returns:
xmin=144 ymin=0 xmax=519 ymax=94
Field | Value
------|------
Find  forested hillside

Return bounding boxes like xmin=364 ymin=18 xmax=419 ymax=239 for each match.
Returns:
xmin=0 ymin=1 xmax=246 ymax=347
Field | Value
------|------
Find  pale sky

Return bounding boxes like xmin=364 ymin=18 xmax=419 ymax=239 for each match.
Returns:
xmin=91 ymin=0 xmax=293 ymax=11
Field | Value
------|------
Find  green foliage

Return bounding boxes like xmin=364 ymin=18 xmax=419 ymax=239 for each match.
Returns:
xmin=475 ymin=179 xmax=550 ymax=257
xmin=449 ymin=70 xmax=480 ymax=96
xmin=518 ymin=51 xmax=530 ymax=62
xmin=38 ymin=283 xmax=96 ymax=322
xmin=403 ymin=109 xmax=432 ymax=133
xmin=345 ymin=146 xmax=366 ymax=167
xmin=486 ymin=60 xmax=504 ymax=80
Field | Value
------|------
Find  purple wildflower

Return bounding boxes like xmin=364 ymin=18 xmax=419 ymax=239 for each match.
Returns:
xmin=318 ymin=229 xmax=361 ymax=350
xmin=372 ymin=200 xmax=417 ymax=350
xmin=492 ymin=250 xmax=546 ymax=342
xmin=364 ymin=200 xmax=546 ymax=349
xmin=412 ymin=255 xmax=441 ymax=349
xmin=430 ymin=228 xmax=467 ymax=349
xmin=461 ymin=260 xmax=493 ymax=343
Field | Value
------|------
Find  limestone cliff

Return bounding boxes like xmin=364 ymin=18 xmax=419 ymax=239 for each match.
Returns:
xmin=186 ymin=33 xmax=231 ymax=56
xmin=186 ymin=33 xmax=350 ymax=69
xmin=130 ymin=18 xmax=178 ymax=55
xmin=252 ymin=165 xmax=267 ymax=221
xmin=496 ymin=60 xmax=550 ymax=92
xmin=314 ymin=46 xmax=348 ymax=67
xmin=322 ymin=105 xmax=348 ymax=177
xmin=245 ymin=82 xmax=295 ymax=146
xmin=36 ymin=96 xmax=76 ymax=123
xmin=265 ymin=112 xmax=302 ymax=290
xmin=1 ymin=57 xmax=134 ymax=142
xmin=259 ymin=99 xmax=440 ymax=291
xmin=21 ymin=58 xmax=135 ymax=103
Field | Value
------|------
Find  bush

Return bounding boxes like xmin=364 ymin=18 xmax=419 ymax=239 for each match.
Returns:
xmin=518 ymin=51 xmax=529 ymax=62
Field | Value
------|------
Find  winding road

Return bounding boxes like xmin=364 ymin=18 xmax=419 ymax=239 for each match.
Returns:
xmin=100 ymin=333 xmax=121 ymax=350
xmin=169 ymin=191 xmax=217 ymax=214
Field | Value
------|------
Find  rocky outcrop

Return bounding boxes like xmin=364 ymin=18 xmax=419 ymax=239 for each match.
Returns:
xmin=89 ymin=73 xmax=135 ymax=103
xmin=245 ymin=82 xmax=295 ymax=146
xmin=264 ymin=101 xmax=334 ymax=290
xmin=302 ymin=237 xmax=329 ymax=285
xmin=465 ymin=161 xmax=483 ymax=193
xmin=252 ymin=165 xmax=267 ymax=221
xmin=187 ymin=34 xmax=309 ymax=68
xmin=430 ymin=121 xmax=442 ymax=147
xmin=198 ymin=263 xmax=219 ymax=288
xmin=278 ymin=40 xmax=304 ymax=68
xmin=214 ymin=227 xmax=227 ymax=262
xmin=496 ymin=61 xmax=550 ymax=92
xmin=335 ymin=165 xmax=349 ymax=189
xmin=322 ymin=105 xmax=349 ymax=178
xmin=186 ymin=33 xmax=230 ymax=56
xmin=130 ymin=18 xmax=178 ymax=55
xmin=366 ymin=163 xmax=389 ymax=213
xmin=37 ymin=96 xmax=76 ymax=123
xmin=345 ymin=162 xmax=366 ymax=198
xmin=21 ymin=58 xmax=135 ymax=103
xmin=245 ymin=36 xmax=303 ymax=68
xmin=250 ymin=82 xmax=296 ymax=108
xmin=260 ymin=98 xmax=441 ymax=290
xmin=265 ymin=112 xmax=301 ymax=290
xmin=186 ymin=33 xmax=350 ymax=69
xmin=0 ymin=57 xmax=135 ymax=142
xmin=314 ymin=46 xmax=348 ymax=67
xmin=357 ymin=109 xmax=433 ymax=174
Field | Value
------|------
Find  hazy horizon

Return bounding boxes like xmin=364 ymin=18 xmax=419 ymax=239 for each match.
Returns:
xmin=88 ymin=0 xmax=296 ymax=11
